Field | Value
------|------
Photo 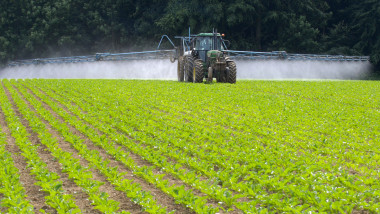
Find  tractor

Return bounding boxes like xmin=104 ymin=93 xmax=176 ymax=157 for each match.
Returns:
xmin=6 ymin=28 xmax=370 ymax=78
xmin=175 ymin=31 xmax=236 ymax=83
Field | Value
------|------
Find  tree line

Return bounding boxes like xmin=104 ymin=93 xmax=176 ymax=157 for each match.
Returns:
xmin=0 ymin=0 xmax=379 ymax=71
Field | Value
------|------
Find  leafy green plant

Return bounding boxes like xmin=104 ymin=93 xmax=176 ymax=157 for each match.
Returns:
xmin=0 ymin=123 xmax=34 ymax=213
xmin=0 ymin=81 xmax=80 ymax=213
xmin=6 ymin=79 xmax=380 ymax=213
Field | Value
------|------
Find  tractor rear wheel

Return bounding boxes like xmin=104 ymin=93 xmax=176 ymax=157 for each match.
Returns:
xmin=177 ymin=57 xmax=184 ymax=82
xmin=184 ymin=56 xmax=194 ymax=82
xmin=227 ymin=61 xmax=237 ymax=84
xmin=193 ymin=59 xmax=204 ymax=83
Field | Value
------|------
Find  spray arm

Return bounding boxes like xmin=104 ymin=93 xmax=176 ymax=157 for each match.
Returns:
xmin=224 ymin=50 xmax=370 ymax=62
xmin=157 ymin=35 xmax=176 ymax=50
xmin=156 ymin=35 xmax=178 ymax=63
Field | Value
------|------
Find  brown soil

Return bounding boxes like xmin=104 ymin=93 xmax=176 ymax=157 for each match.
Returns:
xmin=17 ymin=83 xmax=198 ymax=213
xmin=37 ymin=83 xmax=247 ymax=213
xmin=31 ymin=84 xmax=232 ymax=212
xmin=11 ymin=83 xmax=145 ymax=214
xmin=31 ymin=85 xmax=196 ymax=213
xmin=1 ymin=82 xmax=53 ymax=213
xmin=5 ymin=81 xmax=247 ymax=213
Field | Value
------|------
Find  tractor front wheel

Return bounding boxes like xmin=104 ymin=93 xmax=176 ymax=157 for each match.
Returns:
xmin=227 ymin=61 xmax=237 ymax=84
xmin=193 ymin=60 xmax=204 ymax=83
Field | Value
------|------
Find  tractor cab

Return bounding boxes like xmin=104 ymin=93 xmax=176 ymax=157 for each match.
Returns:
xmin=192 ymin=33 xmax=227 ymax=62
xmin=195 ymin=36 xmax=226 ymax=51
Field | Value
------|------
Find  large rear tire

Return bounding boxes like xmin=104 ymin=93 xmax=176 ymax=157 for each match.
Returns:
xmin=184 ymin=56 xmax=194 ymax=82
xmin=227 ymin=61 xmax=237 ymax=84
xmin=193 ymin=60 xmax=204 ymax=83
xmin=177 ymin=57 xmax=184 ymax=82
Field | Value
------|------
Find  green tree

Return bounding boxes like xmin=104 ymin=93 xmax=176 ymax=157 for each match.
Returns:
xmin=0 ymin=0 xmax=30 ymax=62
xmin=0 ymin=0 xmax=378 ymax=71
xmin=272 ymin=15 xmax=320 ymax=53
xmin=156 ymin=0 xmax=224 ymax=37
xmin=350 ymin=0 xmax=380 ymax=69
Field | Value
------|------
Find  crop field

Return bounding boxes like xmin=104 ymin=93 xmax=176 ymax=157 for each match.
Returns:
xmin=0 ymin=79 xmax=379 ymax=213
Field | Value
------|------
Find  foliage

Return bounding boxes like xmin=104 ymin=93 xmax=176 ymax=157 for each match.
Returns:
xmin=1 ymin=79 xmax=378 ymax=213
xmin=350 ymin=0 xmax=380 ymax=69
xmin=0 ymin=80 xmax=81 ymax=213
xmin=0 ymin=1 xmax=379 ymax=70
xmin=0 ymin=118 xmax=34 ymax=213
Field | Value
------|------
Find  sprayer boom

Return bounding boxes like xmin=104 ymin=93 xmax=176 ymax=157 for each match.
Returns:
xmin=225 ymin=50 xmax=369 ymax=62
xmin=6 ymin=30 xmax=370 ymax=69
xmin=7 ymin=50 xmax=176 ymax=67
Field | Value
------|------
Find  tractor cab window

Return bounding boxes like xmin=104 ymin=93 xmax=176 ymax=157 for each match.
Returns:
xmin=196 ymin=37 xmax=212 ymax=50
xmin=195 ymin=37 xmax=225 ymax=51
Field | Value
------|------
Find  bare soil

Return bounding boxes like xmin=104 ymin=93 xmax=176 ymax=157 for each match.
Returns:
xmin=12 ymin=83 xmax=149 ymax=214
xmin=19 ymin=83 xmax=196 ymax=213
xmin=30 ymin=83 xmax=232 ymax=212
xmin=34 ymin=83 xmax=242 ymax=212
xmin=0 ymin=80 xmax=244 ymax=213
xmin=1 ymin=82 xmax=53 ymax=213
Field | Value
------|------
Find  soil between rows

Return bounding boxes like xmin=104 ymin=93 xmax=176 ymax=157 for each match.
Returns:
xmin=35 ymin=83 xmax=246 ymax=213
xmin=10 ymin=83 xmax=128 ymax=214
xmin=32 ymin=83 xmax=238 ymax=212
xmin=19 ymin=83 xmax=195 ymax=213
xmin=1 ymin=82 xmax=54 ymax=213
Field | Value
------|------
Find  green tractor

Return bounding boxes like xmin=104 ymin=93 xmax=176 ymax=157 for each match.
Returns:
xmin=175 ymin=31 xmax=236 ymax=83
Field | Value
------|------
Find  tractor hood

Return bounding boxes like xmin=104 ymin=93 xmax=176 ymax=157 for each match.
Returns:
xmin=207 ymin=50 xmax=223 ymax=59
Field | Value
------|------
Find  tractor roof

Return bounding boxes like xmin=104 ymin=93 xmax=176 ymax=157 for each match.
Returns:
xmin=196 ymin=33 xmax=222 ymax=37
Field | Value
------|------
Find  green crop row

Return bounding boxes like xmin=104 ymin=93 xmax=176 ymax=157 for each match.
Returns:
xmin=29 ymin=79 xmax=379 ymax=213
xmin=0 ymin=81 xmax=80 ymax=213
xmin=11 ymin=80 xmax=167 ymax=214
xmin=26 ymin=79 xmax=250 ymax=210
xmin=19 ymin=80 xmax=220 ymax=213
xmin=1 ymin=79 xmax=379 ymax=213
xmin=35 ymin=79 xmax=380 ymax=213
xmin=24 ymin=78 xmax=239 ymax=210
xmin=4 ymin=80 xmax=133 ymax=213
xmin=0 ymin=107 xmax=34 ymax=213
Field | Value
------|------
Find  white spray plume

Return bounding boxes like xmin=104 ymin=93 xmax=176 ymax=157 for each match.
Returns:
xmin=0 ymin=60 xmax=177 ymax=79
xmin=236 ymin=60 xmax=372 ymax=80
xmin=0 ymin=59 xmax=372 ymax=80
